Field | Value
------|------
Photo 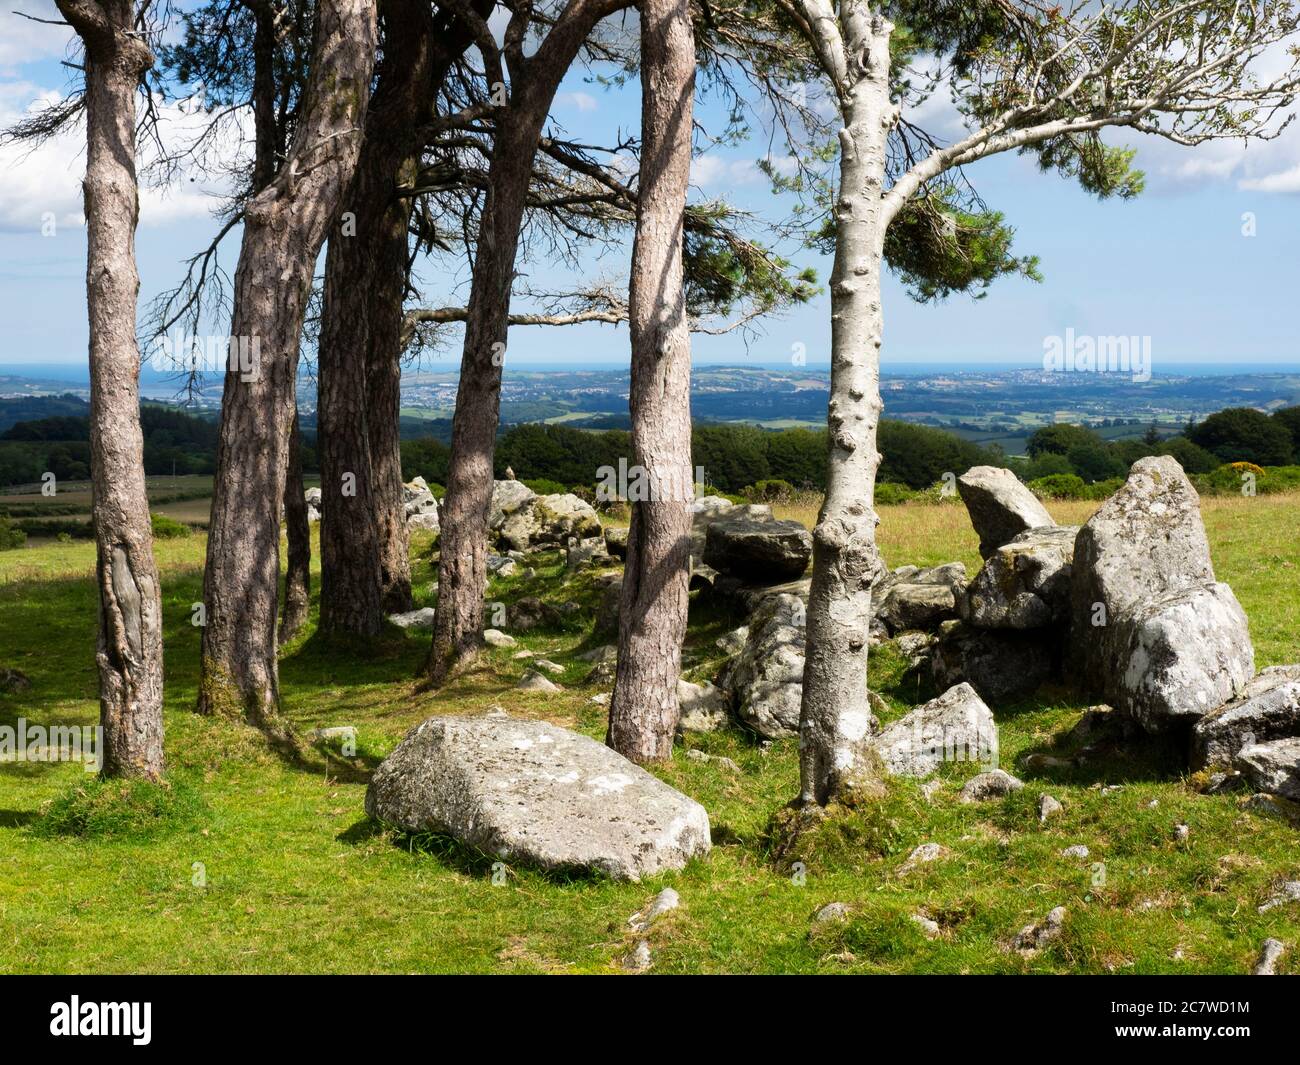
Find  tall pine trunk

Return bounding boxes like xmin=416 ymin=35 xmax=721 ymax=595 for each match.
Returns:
xmin=199 ymin=0 xmax=378 ymax=726
xmin=606 ymin=0 xmax=695 ymax=762
xmin=797 ymin=22 xmax=892 ymax=806
xmin=425 ymin=0 xmax=614 ymax=686
xmin=61 ymin=0 xmax=165 ymax=779
xmin=367 ymin=172 xmax=417 ymax=613
xmin=279 ymin=407 xmax=310 ymax=644
xmin=317 ymin=0 xmax=436 ymax=633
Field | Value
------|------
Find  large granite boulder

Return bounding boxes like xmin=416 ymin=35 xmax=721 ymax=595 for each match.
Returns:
xmin=1106 ymin=585 xmax=1253 ymax=732
xmin=1192 ymin=665 xmax=1300 ymax=769
xmin=1072 ymin=456 xmax=1216 ymax=618
xmin=722 ymin=593 xmax=807 ymax=738
xmin=957 ymin=466 xmax=1055 ymax=558
xmin=1070 ymin=457 xmax=1254 ymax=730
xmin=873 ymin=563 xmax=967 ymax=635
xmin=930 ymin=621 xmax=1054 ymax=703
xmin=961 ymin=526 xmax=1077 ymax=629
xmin=870 ymin=683 xmax=998 ymax=778
xmin=366 ymin=716 xmax=712 ymax=881
xmin=703 ymin=517 xmax=812 ymax=583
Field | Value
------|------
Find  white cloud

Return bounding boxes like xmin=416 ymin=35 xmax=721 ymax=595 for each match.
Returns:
xmin=0 ymin=6 xmax=71 ymax=75
xmin=561 ymin=91 xmax=598 ymax=113
xmin=691 ymin=154 xmax=763 ymax=188
xmin=0 ymin=84 xmax=244 ymax=233
xmin=1240 ymin=163 xmax=1300 ymax=194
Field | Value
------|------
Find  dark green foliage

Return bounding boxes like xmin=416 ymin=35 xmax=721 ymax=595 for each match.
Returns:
xmin=400 ymin=437 xmax=452 ymax=486
xmin=1157 ymin=436 xmax=1219 ymax=474
xmin=1188 ymin=408 xmax=1294 ymax=466
xmin=883 ymin=189 xmax=1041 ymax=303
xmin=878 ymin=420 xmax=1003 ymax=489
xmin=149 ymin=513 xmax=191 ymax=539
xmin=1273 ymin=407 xmax=1300 ymax=453
xmin=0 ymin=403 xmax=226 ymax=486
xmin=0 ymin=513 xmax=26 ymax=550
xmin=1027 ymin=473 xmax=1087 ymax=500
xmin=1026 ymin=423 xmax=1106 ymax=459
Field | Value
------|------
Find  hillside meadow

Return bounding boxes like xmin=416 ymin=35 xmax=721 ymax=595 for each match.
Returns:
xmin=0 ymin=492 xmax=1297 ymax=973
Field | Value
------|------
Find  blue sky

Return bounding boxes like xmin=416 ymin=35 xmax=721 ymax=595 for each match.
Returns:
xmin=2 ymin=3 xmax=1298 ymax=374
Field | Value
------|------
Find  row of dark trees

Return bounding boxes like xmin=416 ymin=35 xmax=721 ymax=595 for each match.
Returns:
xmin=28 ymin=0 xmax=1300 ymax=817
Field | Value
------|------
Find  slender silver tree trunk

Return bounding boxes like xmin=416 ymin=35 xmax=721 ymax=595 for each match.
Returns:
xmin=798 ymin=17 xmax=893 ymax=806
xmin=606 ymin=0 xmax=695 ymax=762
xmin=199 ymin=0 xmax=378 ymax=727
xmin=59 ymin=0 xmax=165 ymax=779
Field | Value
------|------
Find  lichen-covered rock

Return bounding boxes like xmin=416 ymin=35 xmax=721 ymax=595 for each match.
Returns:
xmin=724 ymin=593 xmax=809 ymax=738
xmin=703 ymin=517 xmax=812 ymax=583
xmin=604 ymin=525 xmax=629 ymax=559
xmin=489 ymin=479 xmax=536 ymax=531
xmin=1236 ymin=738 xmax=1300 ymax=802
xmin=505 ymin=596 xmax=565 ymax=633
xmin=366 ymin=716 xmax=711 ymax=881
xmin=688 ymin=498 xmax=772 ymax=571
xmin=869 ymin=682 xmax=998 ymax=778
xmin=957 ymin=465 xmax=1055 ymax=559
xmin=961 ymin=526 xmax=1077 ymax=629
xmin=930 ymin=621 xmax=1054 ymax=703
xmin=874 ymin=563 xmax=968 ymax=635
xmin=1069 ymin=457 xmax=1254 ymax=730
xmin=1103 ymin=584 xmax=1254 ymax=732
xmin=677 ymin=680 xmax=727 ymax=733
xmin=958 ymin=768 xmax=1023 ymax=803
xmin=1192 ymin=665 xmax=1300 ymax=769
xmin=565 ymin=536 xmax=608 ymax=570
xmin=388 ymin=607 xmax=435 ymax=630
xmin=529 ymin=493 xmax=602 ymax=546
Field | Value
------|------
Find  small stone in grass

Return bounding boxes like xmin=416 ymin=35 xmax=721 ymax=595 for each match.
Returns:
xmin=1038 ymin=794 xmax=1063 ymax=823
xmin=1252 ymin=938 xmax=1285 ymax=975
xmin=814 ymin=902 xmax=851 ymax=923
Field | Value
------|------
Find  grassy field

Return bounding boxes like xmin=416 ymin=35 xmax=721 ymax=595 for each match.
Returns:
xmin=1 ymin=493 xmax=1298 ymax=974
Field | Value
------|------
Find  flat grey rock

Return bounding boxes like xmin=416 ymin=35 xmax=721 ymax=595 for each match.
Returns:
xmin=703 ymin=517 xmax=812 ymax=583
xmin=1236 ymin=737 xmax=1300 ymax=801
xmin=1192 ymin=665 xmax=1300 ymax=769
xmin=389 ymin=607 xmax=436 ymax=630
xmin=366 ymin=716 xmax=712 ymax=881
xmin=870 ymin=682 xmax=997 ymax=778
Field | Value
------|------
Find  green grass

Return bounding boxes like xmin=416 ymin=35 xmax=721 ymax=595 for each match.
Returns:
xmin=1 ymin=495 xmax=1299 ymax=973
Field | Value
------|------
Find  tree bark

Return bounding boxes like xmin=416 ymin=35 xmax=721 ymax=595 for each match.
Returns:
xmin=797 ymin=15 xmax=893 ymax=806
xmin=317 ymin=0 xmax=438 ymax=633
xmin=199 ymin=0 xmax=378 ymax=727
xmin=426 ymin=0 xmax=621 ymax=686
xmin=606 ymin=0 xmax=695 ymax=762
xmin=366 ymin=186 xmax=416 ymax=613
xmin=60 ymin=0 xmax=165 ymax=779
xmin=279 ymin=407 xmax=310 ymax=644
